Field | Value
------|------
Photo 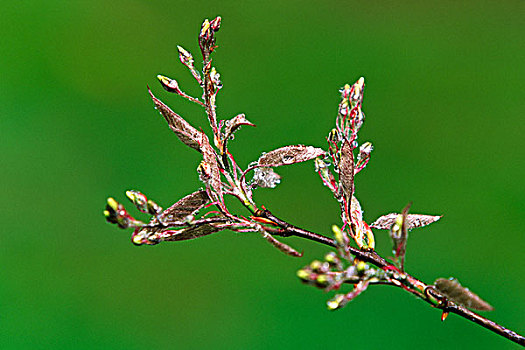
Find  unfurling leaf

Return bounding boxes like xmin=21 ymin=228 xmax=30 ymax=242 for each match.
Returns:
xmin=252 ymin=167 xmax=281 ymax=188
xmin=260 ymin=230 xmax=302 ymax=257
xmin=200 ymin=133 xmax=224 ymax=206
xmin=149 ymin=89 xmax=203 ymax=152
xmin=370 ymin=213 xmax=442 ymax=230
xmin=258 ymin=145 xmax=326 ymax=167
xmin=338 ymin=140 xmax=354 ymax=200
xmin=434 ymin=278 xmax=494 ymax=311
xmin=132 ymin=222 xmax=224 ymax=245
xmin=150 ymin=190 xmax=210 ymax=226
xmin=350 ymin=196 xmax=375 ymax=250
xmin=220 ymin=114 xmax=255 ymax=153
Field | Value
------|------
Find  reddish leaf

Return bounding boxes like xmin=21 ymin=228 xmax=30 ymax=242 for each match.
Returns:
xmin=370 ymin=213 xmax=442 ymax=230
xmin=223 ymin=114 xmax=254 ymax=142
xmin=434 ymin=278 xmax=494 ymax=311
xmin=150 ymin=190 xmax=210 ymax=226
xmin=350 ymin=196 xmax=375 ymax=250
xmin=258 ymin=145 xmax=326 ymax=167
xmin=133 ymin=222 xmax=224 ymax=245
xmin=200 ymin=133 xmax=223 ymax=204
xmin=156 ymin=223 xmax=224 ymax=242
xmin=339 ymin=140 xmax=354 ymax=200
xmin=149 ymin=88 xmax=203 ymax=152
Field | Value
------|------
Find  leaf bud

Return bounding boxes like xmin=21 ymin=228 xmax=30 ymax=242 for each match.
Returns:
xmin=296 ymin=269 xmax=312 ymax=282
xmin=355 ymin=260 xmax=367 ymax=276
xmin=315 ymin=274 xmax=331 ymax=287
xmin=157 ymin=75 xmax=181 ymax=94
xmin=210 ymin=67 xmax=222 ymax=89
xmin=126 ymin=190 xmax=148 ymax=213
xmin=146 ymin=199 xmax=162 ymax=216
xmin=177 ymin=45 xmax=194 ymax=65
xmin=332 ymin=225 xmax=346 ymax=247
xmin=200 ymin=19 xmax=211 ymax=37
xmin=310 ymin=260 xmax=328 ymax=273
xmin=324 ymin=252 xmax=340 ymax=266
xmin=106 ymin=197 xmax=119 ymax=211
xmin=351 ymin=77 xmax=365 ymax=102
xmin=197 ymin=161 xmax=212 ymax=181
xmin=339 ymin=84 xmax=351 ymax=99
xmin=327 ymin=294 xmax=345 ymax=310
xmin=209 ymin=16 xmax=221 ymax=32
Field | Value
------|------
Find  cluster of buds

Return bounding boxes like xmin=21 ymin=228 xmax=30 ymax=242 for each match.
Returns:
xmin=104 ymin=190 xmax=163 ymax=231
xmin=336 ymin=77 xmax=366 ymax=148
xmin=104 ymin=197 xmax=143 ymax=229
xmin=297 ymin=250 xmax=379 ymax=310
xmin=297 ymin=252 xmax=344 ymax=290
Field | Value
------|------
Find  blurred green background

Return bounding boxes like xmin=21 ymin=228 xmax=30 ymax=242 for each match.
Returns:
xmin=2 ymin=1 xmax=524 ymax=349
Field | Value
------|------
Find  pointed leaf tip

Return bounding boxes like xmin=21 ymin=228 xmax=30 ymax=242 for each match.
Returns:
xmin=149 ymin=90 xmax=204 ymax=153
xmin=434 ymin=278 xmax=494 ymax=311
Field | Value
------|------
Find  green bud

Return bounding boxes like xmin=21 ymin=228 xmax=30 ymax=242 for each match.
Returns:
xmin=324 ymin=252 xmax=339 ymax=265
xmin=296 ymin=269 xmax=311 ymax=282
xmin=327 ymin=294 xmax=345 ymax=310
xmin=126 ymin=190 xmax=148 ymax=213
xmin=332 ymin=225 xmax=345 ymax=247
xmin=356 ymin=260 xmax=367 ymax=275
xmin=310 ymin=260 xmax=323 ymax=272
xmin=316 ymin=274 xmax=330 ymax=287
xmin=107 ymin=197 xmax=119 ymax=211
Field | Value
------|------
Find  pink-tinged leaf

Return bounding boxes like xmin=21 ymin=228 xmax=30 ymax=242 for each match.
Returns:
xmin=260 ymin=230 xmax=302 ymax=257
xmin=200 ymin=134 xmax=223 ymax=205
xmin=258 ymin=145 xmax=326 ymax=167
xmin=350 ymin=196 xmax=374 ymax=250
xmin=133 ymin=222 xmax=225 ymax=245
xmin=149 ymin=190 xmax=210 ymax=226
xmin=149 ymin=88 xmax=203 ymax=153
xmin=220 ymin=114 xmax=255 ymax=152
xmin=434 ymin=278 xmax=494 ymax=311
xmin=370 ymin=213 xmax=442 ymax=230
xmin=338 ymin=140 xmax=354 ymax=200
xmin=156 ymin=223 xmax=224 ymax=242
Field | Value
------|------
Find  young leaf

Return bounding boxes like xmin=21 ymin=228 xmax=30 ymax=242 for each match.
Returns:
xmin=200 ymin=133 xmax=224 ymax=206
xmin=156 ymin=223 xmax=224 ymax=242
xmin=132 ymin=222 xmax=225 ymax=245
xmin=220 ymin=114 xmax=255 ymax=153
xmin=257 ymin=145 xmax=326 ymax=167
xmin=350 ymin=196 xmax=375 ymax=250
xmin=338 ymin=139 xmax=354 ymax=200
xmin=149 ymin=88 xmax=203 ymax=152
xmin=149 ymin=190 xmax=210 ymax=226
xmin=370 ymin=213 xmax=442 ymax=230
xmin=434 ymin=278 xmax=494 ymax=311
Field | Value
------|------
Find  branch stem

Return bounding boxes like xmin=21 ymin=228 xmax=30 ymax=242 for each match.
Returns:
xmin=256 ymin=207 xmax=525 ymax=346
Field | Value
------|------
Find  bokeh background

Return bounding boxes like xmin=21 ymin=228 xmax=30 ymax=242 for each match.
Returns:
xmin=2 ymin=1 xmax=524 ymax=349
